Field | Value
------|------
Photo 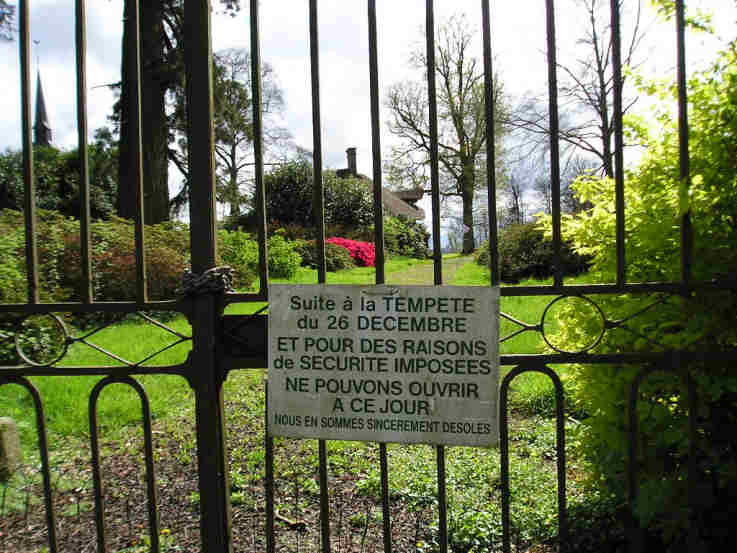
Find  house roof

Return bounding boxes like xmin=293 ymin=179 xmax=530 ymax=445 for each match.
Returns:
xmin=337 ymin=148 xmax=424 ymax=220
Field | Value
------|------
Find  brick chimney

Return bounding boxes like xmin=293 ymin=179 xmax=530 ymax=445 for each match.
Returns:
xmin=346 ymin=147 xmax=357 ymax=176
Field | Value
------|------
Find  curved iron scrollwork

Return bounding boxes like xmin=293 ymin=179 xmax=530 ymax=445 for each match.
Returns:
xmin=2 ymin=312 xmax=191 ymax=369
xmin=500 ymin=292 xmax=690 ymax=355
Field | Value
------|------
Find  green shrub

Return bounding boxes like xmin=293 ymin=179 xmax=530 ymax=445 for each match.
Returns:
xmin=541 ymin=42 xmax=737 ymax=550
xmin=475 ymin=222 xmax=589 ymax=283
xmin=265 ymin=232 xmax=301 ymax=279
xmin=218 ymin=229 xmax=258 ymax=289
xmin=294 ymin=240 xmax=354 ymax=272
xmin=382 ymin=215 xmax=430 ymax=259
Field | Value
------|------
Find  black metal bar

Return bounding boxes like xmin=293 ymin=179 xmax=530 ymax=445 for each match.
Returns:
xmin=426 ymin=0 xmax=442 ymax=286
xmin=89 ymin=377 xmax=160 ymax=553
xmin=436 ymin=444 xmax=449 ymax=553
xmin=250 ymin=0 xmax=269 ymax=297
xmin=75 ymin=0 xmax=93 ymax=303
xmin=126 ymin=0 xmax=147 ymax=303
xmin=544 ymin=0 xmax=563 ymax=287
xmin=675 ymin=0 xmax=692 ymax=286
xmin=183 ymin=1 xmax=232 ymax=552
xmin=610 ymin=0 xmax=626 ymax=286
xmin=378 ymin=442 xmax=392 ymax=553
xmin=318 ymin=439 xmax=331 ymax=553
xmin=367 ymin=3 xmax=392 ymax=550
xmin=686 ymin=372 xmax=698 ymax=552
xmin=309 ymin=0 xmax=327 ymax=285
xmin=308 ymin=2 xmax=331 ymax=550
xmin=426 ymin=2 xmax=448 ymax=545
xmin=19 ymin=0 xmax=38 ymax=304
xmin=0 ymin=377 xmax=58 ymax=553
xmin=368 ymin=0 xmax=386 ymax=285
xmin=481 ymin=0 xmax=499 ymax=286
xmin=265 ymin=380 xmax=275 ymax=553
xmin=499 ymin=371 xmax=512 ymax=553
xmin=500 ymin=367 xmax=567 ymax=552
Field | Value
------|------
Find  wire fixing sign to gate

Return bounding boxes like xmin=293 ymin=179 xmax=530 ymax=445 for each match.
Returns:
xmin=268 ymin=284 xmax=499 ymax=447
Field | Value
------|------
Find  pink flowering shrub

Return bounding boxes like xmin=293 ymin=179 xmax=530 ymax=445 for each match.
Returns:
xmin=326 ymin=237 xmax=376 ymax=267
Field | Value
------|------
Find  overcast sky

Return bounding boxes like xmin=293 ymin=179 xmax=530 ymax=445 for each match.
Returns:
xmin=0 ymin=0 xmax=734 ymax=222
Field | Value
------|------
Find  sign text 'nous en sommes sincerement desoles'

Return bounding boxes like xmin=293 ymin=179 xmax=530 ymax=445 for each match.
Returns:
xmin=268 ymin=284 xmax=499 ymax=447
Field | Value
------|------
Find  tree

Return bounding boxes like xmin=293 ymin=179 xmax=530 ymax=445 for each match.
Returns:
xmin=169 ymin=48 xmax=290 ymax=217
xmin=514 ymin=0 xmax=644 ymax=178
xmin=263 ymin=159 xmax=373 ymax=229
xmin=117 ymin=0 xmax=240 ymax=224
xmin=385 ymin=14 xmax=506 ymax=254
xmin=0 ymin=129 xmax=118 ymax=219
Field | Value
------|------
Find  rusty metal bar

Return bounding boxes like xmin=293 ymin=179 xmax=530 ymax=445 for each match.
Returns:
xmin=89 ymin=377 xmax=160 ymax=553
xmin=19 ymin=0 xmax=38 ymax=304
xmin=310 ymin=0 xmax=327 ymax=286
xmin=686 ymin=373 xmax=697 ymax=552
xmin=125 ymin=0 xmax=147 ymax=303
xmin=250 ymin=0 xmax=269 ymax=297
xmin=426 ymin=0 xmax=442 ymax=286
xmin=75 ymin=0 xmax=93 ymax=303
xmin=0 ymin=377 xmax=58 ymax=553
xmin=307 ymin=4 xmax=331 ymax=550
xmin=265 ymin=380 xmax=275 ymax=553
xmin=481 ymin=0 xmax=499 ymax=286
xmin=368 ymin=0 xmax=386 ymax=285
xmin=544 ymin=0 xmax=563 ymax=286
xmin=675 ymin=0 xmax=692 ymax=286
xmin=610 ymin=0 xmax=626 ymax=286
xmin=500 ymin=366 xmax=567 ymax=553
xmin=183 ymin=1 xmax=232 ymax=552
xmin=367 ymin=2 xmax=392 ymax=550
xmin=426 ymin=6 xmax=448 ymax=546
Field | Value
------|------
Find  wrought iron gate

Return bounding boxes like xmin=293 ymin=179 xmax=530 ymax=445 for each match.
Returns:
xmin=2 ymin=1 xmax=736 ymax=552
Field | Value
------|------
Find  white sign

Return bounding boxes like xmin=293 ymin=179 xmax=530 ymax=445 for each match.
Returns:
xmin=268 ymin=284 xmax=499 ymax=447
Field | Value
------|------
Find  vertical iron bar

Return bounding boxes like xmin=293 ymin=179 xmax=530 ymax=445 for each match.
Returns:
xmin=250 ymin=0 xmax=269 ymax=296
xmin=686 ymin=373 xmax=698 ymax=552
xmin=75 ymin=0 xmax=93 ymax=303
xmin=675 ymin=0 xmax=692 ymax=286
xmin=499 ymin=372 xmax=511 ymax=553
xmin=309 ymin=2 xmax=331 ymax=551
xmin=1 ymin=378 xmax=58 ymax=553
xmin=368 ymin=2 xmax=392 ymax=551
xmin=426 ymin=0 xmax=442 ymax=286
xmin=610 ymin=0 xmax=626 ymax=287
xmin=627 ymin=369 xmax=649 ymax=553
xmin=553 ymin=369 xmax=567 ymax=551
xmin=89 ymin=378 xmax=160 ymax=553
xmin=368 ymin=0 xmax=386 ymax=284
xmin=544 ymin=0 xmax=563 ymax=287
xmin=89 ymin=386 xmax=107 ymax=553
xmin=19 ymin=0 xmax=38 ymax=304
xmin=265 ymin=380 xmax=275 ymax=553
xmin=426 ymin=6 xmax=447 ymax=548
xmin=310 ymin=0 xmax=327 ymax=286
xmin=436 ymin=444 xmax=449 ymax=553
xmin=126 ymin=0 xmax=147 ymax=303
xmin=481 ymin=0 xmax=499 ymax=286
xmin=184 ymin=1 xmax=232 ymax=551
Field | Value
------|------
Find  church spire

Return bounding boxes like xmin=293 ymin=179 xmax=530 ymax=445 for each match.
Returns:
xmin=33 ymin=70 xmax=52 ymax=147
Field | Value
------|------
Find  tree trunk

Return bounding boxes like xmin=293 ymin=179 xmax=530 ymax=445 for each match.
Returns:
xmin=118 ymin=0 xmax=170 ymax=224
xmin=461 ymin=165 xmax=475 ymax=254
